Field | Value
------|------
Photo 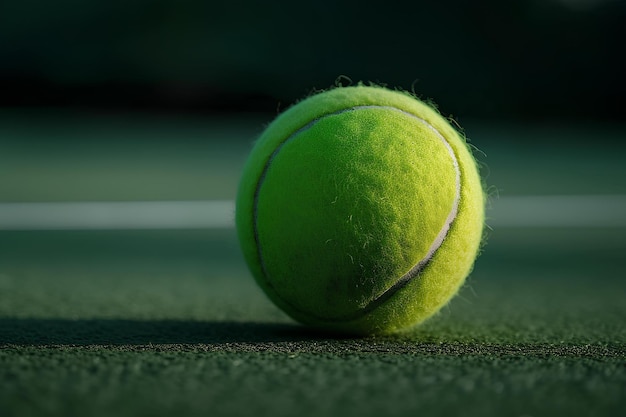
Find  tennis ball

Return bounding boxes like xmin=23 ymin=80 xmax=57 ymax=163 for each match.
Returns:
xmin=236 ymin=84 xmax=484 ymax=335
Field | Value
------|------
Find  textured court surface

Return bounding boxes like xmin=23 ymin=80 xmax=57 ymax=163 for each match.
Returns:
xmin=1 ymin=115 xmax=625 ymax=417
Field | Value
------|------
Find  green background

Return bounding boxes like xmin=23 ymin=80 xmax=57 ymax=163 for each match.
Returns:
xmin=1 ymin=0 xmax=625 ymax=415
xmin=1 ymin=0 xmax=624 ymax=121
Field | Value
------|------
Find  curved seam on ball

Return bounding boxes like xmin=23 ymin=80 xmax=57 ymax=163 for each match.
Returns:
xmin=252 ymin=105 xmax=462 ymax=323
xmin=352 ymin=116 xmax=462 ymax=319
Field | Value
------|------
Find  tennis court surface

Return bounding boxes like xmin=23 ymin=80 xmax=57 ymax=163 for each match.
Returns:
xmin=1 ymin=114 xmax=624 ymax=417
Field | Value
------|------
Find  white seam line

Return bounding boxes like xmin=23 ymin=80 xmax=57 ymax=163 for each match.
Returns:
xmin=251 ymin=105 xmax=460 ymax=321
xmin=373 ymin=117 xmax=461 ymax=303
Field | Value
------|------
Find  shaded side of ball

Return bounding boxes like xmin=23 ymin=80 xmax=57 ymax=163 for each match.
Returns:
xmin=236 ymin=84 xmax=485 ymax=335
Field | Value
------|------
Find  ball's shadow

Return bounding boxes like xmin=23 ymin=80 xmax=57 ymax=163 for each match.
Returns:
xmin=0 ymin=318 xmax=348 ymax=346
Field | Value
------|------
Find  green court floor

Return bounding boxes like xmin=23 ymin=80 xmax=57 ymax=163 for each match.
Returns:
xmin=1 ymin=114 xmax=624 ymax=417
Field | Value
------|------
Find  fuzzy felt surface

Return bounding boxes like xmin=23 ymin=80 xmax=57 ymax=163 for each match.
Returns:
xmin=236 ymin=85 xmax=485 ymax=334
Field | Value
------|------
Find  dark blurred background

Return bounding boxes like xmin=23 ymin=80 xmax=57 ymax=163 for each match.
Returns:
xmin=1 ymin=0 xmax=624 ymax=122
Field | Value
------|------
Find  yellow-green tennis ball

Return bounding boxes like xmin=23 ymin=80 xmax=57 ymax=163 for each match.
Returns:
xmin=236 ymin=85 xmax=484 ymax=335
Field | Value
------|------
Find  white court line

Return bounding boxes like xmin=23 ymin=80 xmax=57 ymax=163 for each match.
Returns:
xmin=487 ymin=195 xmax=626 ymax=228
xmin=0 ymin=196 xmax=624 ymax=230
xmin=0 ymin=201 xmax=234 ymax=230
